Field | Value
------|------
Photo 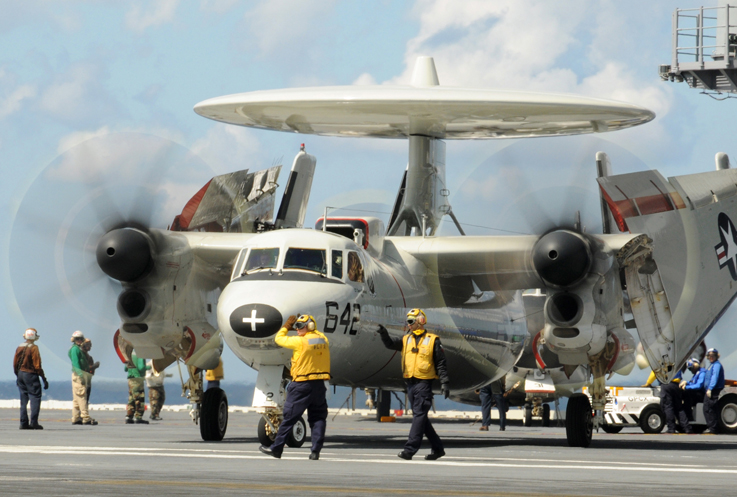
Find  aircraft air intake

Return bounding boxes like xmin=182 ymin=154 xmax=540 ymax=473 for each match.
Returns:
xmin=96 ymin=228 xmax=153 ymax=282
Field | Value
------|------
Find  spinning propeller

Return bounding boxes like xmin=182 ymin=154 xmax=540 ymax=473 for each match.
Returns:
xmin=8 ymin=132 xmax=215 ymax=376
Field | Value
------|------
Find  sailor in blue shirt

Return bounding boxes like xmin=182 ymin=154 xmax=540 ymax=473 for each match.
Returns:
xmin=679 ymin=358 xmax=706 ymax=422
xmin=703 ymin=348 xmax=725 ymax=434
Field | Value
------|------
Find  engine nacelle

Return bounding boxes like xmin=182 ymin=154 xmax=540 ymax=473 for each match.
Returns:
xmin=534 ymin=230 xmax=626 ymax=366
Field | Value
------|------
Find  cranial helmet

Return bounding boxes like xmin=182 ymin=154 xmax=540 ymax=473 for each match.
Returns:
xmin=71 ymin=330 xmax=85 ymax=342
xmin=295 ymin=315 xmax=316 ymax=331
xmin=23 ymin=328 xmax=38 ymax=341
xmin=686 ymin=358 xmax=700 ymax=368
xmin=406 ymin=308 xmax=427 ymax=326
xmin=707 ymin=347 xmax=720 ymax=358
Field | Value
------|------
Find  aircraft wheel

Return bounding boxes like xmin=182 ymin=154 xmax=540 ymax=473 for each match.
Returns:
xmin=376 ymin=389 xmax=391 ymax=422
xmin=542 ymin=404 xmax=551 ymax=427
xmin=257 ymin=417 xmax=276 ymax=446
xmin=639 ymin=406 xmax=665 ymax=434
xmin=286 ymin=416 xmax=307 ymax=448
xmin=524 ymin=404 xmax=532 ymax=427
xmin=200 ymin=387 xmax=228 ymax=441
xmin=717 ymin=395 xmax=737 ymax=434
xmin=565 ymin=393 xmax=593 ymax=447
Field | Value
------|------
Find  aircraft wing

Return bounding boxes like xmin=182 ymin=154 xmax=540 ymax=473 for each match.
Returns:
xmin=388 ymin=233 xmax=641 ymax=291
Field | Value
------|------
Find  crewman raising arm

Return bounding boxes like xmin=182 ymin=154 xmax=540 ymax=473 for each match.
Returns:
xmin=259 ymin=314 xmax=330 ymax=460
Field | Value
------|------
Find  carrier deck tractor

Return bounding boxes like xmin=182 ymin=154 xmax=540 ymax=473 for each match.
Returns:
xmin=583 ymin=382 xmax=737 ymax=434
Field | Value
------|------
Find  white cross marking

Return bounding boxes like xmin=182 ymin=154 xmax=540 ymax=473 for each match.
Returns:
xmin=242 ymin=309 xmax=265 ymax=331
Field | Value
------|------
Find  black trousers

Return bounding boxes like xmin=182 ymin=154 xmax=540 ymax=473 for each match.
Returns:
xmin=405 ymin=380 xmax=443 ymax=455
xmin=660 ymin=382 xmax=690 ymax=432
xmin=271 ymin=380 xmax=328 ymax=454
xmin=703 ymin=388 xmax=723 ymax=432
xmin=682 ymin=389 xmax=704 ymax=421
xmin=17 ymin=371 xmax=41 ymax=426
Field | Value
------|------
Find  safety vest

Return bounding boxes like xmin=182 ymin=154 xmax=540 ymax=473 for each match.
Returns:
xmin=401 ymin=331 xmax=438 ymax=380
xmin=290 ymin=331 xmax=331 ymax=381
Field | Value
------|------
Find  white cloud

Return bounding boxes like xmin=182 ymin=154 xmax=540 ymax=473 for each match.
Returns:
xmin=125 ymin=0 xmax=180 ymax=33
xmin=0 ymin=84 xmax=35 ymax=119
xmin=243 ymin=0 xmax=337 ymax=56
xmin=190 ymin=124 xmax=265 ymax=175
xmin=37 ymin=62 xmax=117 ymax=126
xmin=200 ymin=0 xmax=239 ymax=14
xmin=353 ymin=73 xmax=376 ymax=86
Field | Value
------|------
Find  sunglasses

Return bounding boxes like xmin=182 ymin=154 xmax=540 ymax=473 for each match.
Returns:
xmin=295 ymin=321 xmax=307 ymax=330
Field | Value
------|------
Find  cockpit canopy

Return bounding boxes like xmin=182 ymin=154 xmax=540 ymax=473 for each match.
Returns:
xmin=230 ymin=232 xmax=366 ymax=284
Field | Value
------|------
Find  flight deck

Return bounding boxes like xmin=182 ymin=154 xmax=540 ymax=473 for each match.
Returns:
xmin=1 ymin=408 xmax=735 ymax=497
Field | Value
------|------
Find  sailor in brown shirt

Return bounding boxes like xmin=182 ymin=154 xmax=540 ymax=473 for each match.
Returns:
xmin=13 ymin=328 xmax=49 ymax=429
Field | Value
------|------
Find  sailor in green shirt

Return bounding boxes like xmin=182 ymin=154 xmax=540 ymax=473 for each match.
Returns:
xmin=69 ymin=330 xmax=96 ymax=425
xmin=125 ymin=351 xmax=151 ymax=424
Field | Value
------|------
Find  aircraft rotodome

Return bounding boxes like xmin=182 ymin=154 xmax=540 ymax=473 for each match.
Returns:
xmin=13 ymin=57 xmax=737 ymax=447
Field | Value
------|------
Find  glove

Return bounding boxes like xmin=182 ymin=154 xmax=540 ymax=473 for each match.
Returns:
xmin=376 ymin=325 xmax=388 ymax=336
xmin=707 ymin=390 xmax=712 ymax=399
xmin=284 ymin=315 xmax=298 ymax=330
xmin=42 ymin=378 xmax=49 ymax=390
xmin=441 ymin=383 xmax=450 ymax=399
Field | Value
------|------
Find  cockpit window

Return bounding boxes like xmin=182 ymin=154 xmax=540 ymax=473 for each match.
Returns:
xmin=284 ymin=248 xmax=327 ymax=275
xmin=244 ymin=248 xmax=279 ymax=273
xmin=347 ymin=251 xmax=364 ymax=283
xmin=332 ymin=250 xmax=343 ymax=279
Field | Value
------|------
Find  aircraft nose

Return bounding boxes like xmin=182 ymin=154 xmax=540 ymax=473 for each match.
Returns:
xmin=229 ymin=303 xmax=284 ymax=338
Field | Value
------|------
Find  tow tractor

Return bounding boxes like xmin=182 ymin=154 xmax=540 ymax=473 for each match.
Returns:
xmin=584 ymin=382 xmax=737 ymax=434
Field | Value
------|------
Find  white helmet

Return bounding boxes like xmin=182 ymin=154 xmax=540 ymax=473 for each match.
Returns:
xmin=23 ymin=328 xmax=38 ymax=341
xmin=71 ymin=330 xmax=85 ymax=341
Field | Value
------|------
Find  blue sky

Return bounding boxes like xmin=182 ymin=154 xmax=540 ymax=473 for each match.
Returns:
xmin=2 ymin=0 xmax=735 ymax=387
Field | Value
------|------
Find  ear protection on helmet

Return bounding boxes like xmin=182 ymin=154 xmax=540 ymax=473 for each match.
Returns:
xmin=296 ymin=315 xmax=316 ymax=331
xmin=406 ymin=308 xmax=427 ymax=325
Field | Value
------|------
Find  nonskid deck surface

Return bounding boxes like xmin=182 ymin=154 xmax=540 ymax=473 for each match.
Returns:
xmin=1 ymin=409 xmax=735 ymax=497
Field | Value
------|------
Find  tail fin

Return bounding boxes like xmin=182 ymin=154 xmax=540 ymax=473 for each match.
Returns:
xmin=599 ymin=166 xmax=737 ymax=381
xmin=275 ymin=147 xmax=316 ymax=229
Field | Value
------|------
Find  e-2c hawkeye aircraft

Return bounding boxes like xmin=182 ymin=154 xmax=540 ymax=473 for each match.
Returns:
xmin=37 ymin=57 xmax=737 ymax=447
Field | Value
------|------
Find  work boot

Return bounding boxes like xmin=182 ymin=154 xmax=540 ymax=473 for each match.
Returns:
xmin=309 ymin=452 xmax=320 ymax=460
xmin=125 ymin=417 xmax=134 ymax=424
xmin=19 ymin=424 xmax=30 ymax=430
xmin=500 ymin=426 xmax=506 ymax=431
xmin=150 ymin=415 xmax=162 ymax=421
xmin=29 ymin=424 xmax=43 ymax=430
xmin=72 ymin=419 xmax=83 ymax=425
xmin=135 ymin=418 xmax=149 ymax=424
xmin=424 ymin=450 xmax=445 ymax=460
xmin=479 ymin=426 xmax=489 ymax=431
xmin=83 ymin=419 xmax=98 ymax=425
xmin=397 ymin=451 xmax=413 ymax=460
xmin=259 ymin=445 xmax=281 ymax=459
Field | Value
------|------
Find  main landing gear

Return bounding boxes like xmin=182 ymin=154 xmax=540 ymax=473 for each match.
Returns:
xmin=565 ymin=339 xmax=617 ymax=447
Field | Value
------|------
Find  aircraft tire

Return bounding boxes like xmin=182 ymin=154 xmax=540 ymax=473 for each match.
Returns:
xmin=524 ymin=404 xmax=532 ymax=427
xmin=565 ymin=393 xmax=593 ymax=447
xmin=257 ymin=417 xmax=275 ymax=446
xmin=639 ymin=406 xmax=665 ymax=434
xmin=286 ymin=416 xmax=307 ymax=448
xmin=376 ymin=390 xmax=391 ymax=422
xmin=717 ymin=395 xmax=737 ymax=434
xmin=200 ymin=387 xmax=228 ymax=441
xmin=542 ymin=404 xmax=551 ymax=427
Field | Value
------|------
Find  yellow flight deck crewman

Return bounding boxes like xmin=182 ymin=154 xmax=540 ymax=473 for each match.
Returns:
xmin=378 ymin=308 xmax=450 ymax=461
xmin=259 ymin=314 xmax=330 ymax=460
